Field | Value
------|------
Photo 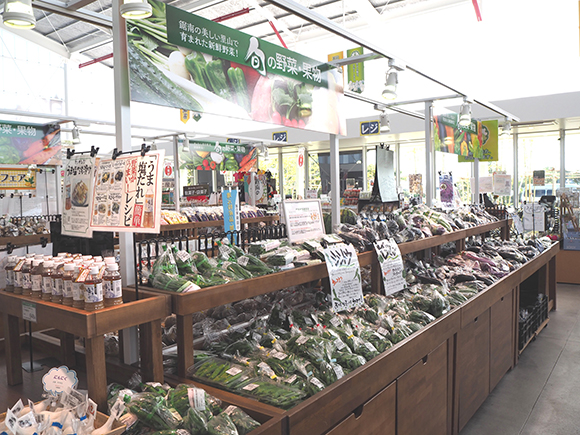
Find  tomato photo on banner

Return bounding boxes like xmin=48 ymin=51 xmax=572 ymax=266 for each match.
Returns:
xmin=433 ymin=113 xmax=483 ymax=158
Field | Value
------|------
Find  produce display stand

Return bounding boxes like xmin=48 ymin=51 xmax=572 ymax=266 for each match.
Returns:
xmin=138 ymin=219 xmax=511 ymax=379
xmin=0 ymin=234 xmax=51 ymax=252
xmin=0 ymin=289 xmax=171 ymax=411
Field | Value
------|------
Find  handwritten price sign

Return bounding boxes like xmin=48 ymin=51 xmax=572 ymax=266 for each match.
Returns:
xmin=323 ymin=244 xmax=363 ymax=312
xmin=374 ymin=239 xmax=405 ymax=295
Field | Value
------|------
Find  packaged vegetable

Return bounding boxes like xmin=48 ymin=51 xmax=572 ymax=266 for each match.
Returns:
xmin=236 ymin=377 xmax=306 ymax=409
xmin=207 ymin=413 xmax=237 ymax=435
xmin=222 ymin=406 xmax=260 ymax=435
xmin=128 ymin=393 xmax=183 ymax=431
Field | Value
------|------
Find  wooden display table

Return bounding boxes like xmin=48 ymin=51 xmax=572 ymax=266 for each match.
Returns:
xmin=0 ymin=290 xmax=170 ymax=411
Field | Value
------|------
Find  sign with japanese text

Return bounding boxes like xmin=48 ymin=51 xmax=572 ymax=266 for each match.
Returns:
xmin=360 ymin=120 xmax=379 ymax=136
xmin=272 ymin=131 xmax=287 ymax=142
xmin=433 ymin=113 xmax=483 ymax=157
xmin=282 ymin=199 xmax=325 ymax=244
xmin=183 ymin=140 xmax=257 ymax=172
xmin=127 ymin=1 xmax=346 ymax=136
xmin=0 ymin=121 xmax=61 ymax=166
xmin=458 ymin=120 xmax=498 ymax=162
xmin=374 ymin=239 xmax=405 ymax=295
xmin=183 ymin=184 xmax=210 ymax=197
xmin=323 ymin=244 xmax=364 ymax=312
xmin=297 ymin=147 xmax=305 ymax=169
xmin=533 ymin=170 xmax=545 ymax=186
xmin=62 ymin=155 xmax=95 ymax=238
xmin=226 ymin=138 xmax=241 ymax=143
xmin=523 ymin=203 xmax=545 ymax=232
xmin=222 ymin=187 xmax=240 ymax=237
xmin=90 ymin=150 xmax=165 ymax=233
xmin=493 ymin=173 xmax=512 ymax=195
xmin=347 ymin=47 xmax=364 ymax=93
xmin=0 ymin=167 xmax=36 ymax=190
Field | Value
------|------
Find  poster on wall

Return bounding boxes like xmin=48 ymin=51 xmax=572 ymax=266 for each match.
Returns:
xmin=433 ymin=113 xmax=483 ymax=158
xmin=182 ymin=140 xmax=257 ymax=172
xmin=283 ymin=200 xmax=325 ymax=244
xmin=90 ymin=150 xmax=165 ymax=234
xmin=0 ymin=121 xmax=61 ymax=166
xmin=126 ymin=0 xmax=346 ymax=136
xmin=458 ymin=120 xmax=499 ymax=162
xmin=323 ymin=244 xmax=364 ymax=312
xmin=62 ymin=155 xmax=95 ymax=238
xmin=493 ymin=173 xmax=512 ymax=195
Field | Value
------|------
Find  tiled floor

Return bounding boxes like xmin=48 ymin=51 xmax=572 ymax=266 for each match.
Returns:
xmin=460 ymin=284 xmax=580 ymax=435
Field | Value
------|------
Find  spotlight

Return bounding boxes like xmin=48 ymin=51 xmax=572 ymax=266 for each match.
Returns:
xmin=379 ymin=112 xmax=390 ymax=133
xmin=2 ymin=0 xmax=36 ymax=29
xmin=182 ymin=135 xmax=190 ymax=153
xmin=71 ymin=123 xmax=81 ymax=144
xmin=458 ymin=99 xmax=472 ymax=127
xmin=382 ymin=69 xmax=398 ymax=101
xmin=500 ymin=118 xmax=511 ymax=136
xmin=120 ymin=0 xmax=152 ymax=19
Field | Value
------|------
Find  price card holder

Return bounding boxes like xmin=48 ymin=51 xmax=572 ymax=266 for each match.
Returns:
xmin=22 ymin=301 xmax=37 ymax=323
xmin=323 ymin=244 xmax=364 ymax=312
xmin=374 ymin=239 xmax=405 ymax=296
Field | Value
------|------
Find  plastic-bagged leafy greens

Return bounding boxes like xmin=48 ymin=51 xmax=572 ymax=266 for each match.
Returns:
xmin=222 ymin=406 xmax=260 ymax=435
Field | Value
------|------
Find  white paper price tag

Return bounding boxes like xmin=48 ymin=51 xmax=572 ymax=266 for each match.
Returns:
xmin=22 ymin=301 xmax=37 ymax=323
xmin=187 ymin=388 xmax=205 ymax=411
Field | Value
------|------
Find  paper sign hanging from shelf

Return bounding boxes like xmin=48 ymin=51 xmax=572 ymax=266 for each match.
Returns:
xmin=522 ymin=203 xmax=545 ymax=232
xmin=89 ymin=150 xmax=165 ymax=233
xmin=374 ymin=239 xmax=405 ymax=295
xmin=493 ymin=173 xmax=512 ymax=195
xmin=479 ymin=176 xmax=493 ymax=193
xmin=62 ymin=155 xmax=95 ymax=238
xmin=323 ymin=244 xmax=364 ymax=312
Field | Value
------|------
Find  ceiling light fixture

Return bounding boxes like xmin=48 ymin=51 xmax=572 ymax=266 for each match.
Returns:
xmin=71 ymin=122 xmax=81 ymax=144
xmin=120 ymin=0 xmax=152 ymax=20
xmin=182 ymin=135 xmax=190 ymax=153
xmin=379 ymin=111 xmax=390 ymax=133
xmin=458 ymin=99 xmax=472 ymax=127
xmin=382 ymin=58 xmax=406 ymax=101
xmin=2 ymin=0 xmax=36 ymax=29
xmin=500 ymin=118 xmax=512 ymax=137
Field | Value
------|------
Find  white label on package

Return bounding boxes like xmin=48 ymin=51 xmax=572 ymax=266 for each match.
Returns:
xmin=334 ymin=339 xmax=346 ymax=351
xmin=332 ymin=364 xmax=345 ymax=379
xmin=226 ymin=367 xmax=242 ymax=376
xmin=223 ymin=405 xmax=237 ymax=415
xmin=377 ymin=327 xmax=390 ymax=336
xmin=323 ymin=244 xmax=364 ymax=312
xmin=284 ymin=374 xmax=298 ymax=384
xmin=296 ymin=335 xmax=309 ymax=345
xmin=310 ymin=377 xmax=325 ymax=390
xmin=242 ymin=383 xmax=259 ymax=391
xmin=364 ymin=342 xmax=378 ymax=353
xmin=330 ymin=317 xmax=341 ymax=327
xmin=187 ymin=388 xmax=205 ymax=411
xmin=237 ymin=256 xmax=250 ymax=267
xmin=272 ymin=351 xmax=288 ymax=360
xmin=374 ymin=239 xmax=406 ymax=295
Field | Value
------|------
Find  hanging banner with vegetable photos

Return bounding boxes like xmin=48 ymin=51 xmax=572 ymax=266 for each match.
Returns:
xmin=181 ymin=140 xmax=257 ymax=172
xmin=0 ymin=121 xmax=61 ymax=166
xmin=126 ymin=0 xmax=346 ymax=135
xmin=62 ymin=155 xmax=95 ymax=238
xmin=458 ymin=120 xmax=499 ymax=162
xmin=323 ymin=244 xmax=364 ymax=312
xmin=90 ymin=150 xmax=165 ymax=234
xmin=433 ymin=113 xmax=483 ymax=157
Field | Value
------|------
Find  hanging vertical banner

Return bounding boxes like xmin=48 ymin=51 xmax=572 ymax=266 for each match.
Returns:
xmin=323 ymin=244 xmax=364 ymax=312
xmin=374 ymin=239 xmax=405 ymax=295
xmin=62 ymin=155 xmax=95 ymax=238
xmin=90 ymin=150 xmax=165 ymax=233
xmin=222 ymin=187 xmax=241 ymax=234
xmin=433 ymin=113 xmax=483 ymax=157
xmin=458 ymin=119 xmax=498 ymax=162
xmin=439 ymin=173 xmax=454 ymax=205
xmin=346 ymin=47 xmax=364 ymax=93
xmin=409 ymin=174 xmax=423 ymax=196
xmin=180 ymin=109 xmax=190 ymax=124
xmin=373 ymin=147 xmax=398 ymax=202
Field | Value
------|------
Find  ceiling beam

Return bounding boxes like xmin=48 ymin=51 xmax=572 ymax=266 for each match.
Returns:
xmin=68 ymin=32 xmax=113 ymax=54
xmin=32 ymin=0 xmax=113 ymax=29
xmin=65 ymin=0 xmax=99 ymax=11
xmin=244 ymin=0 xmax=296 ymax=42
xmin=2 ymin=26 xmax=71 ymax=58
xmin=345 ymin=0 xmax=380 ymax=27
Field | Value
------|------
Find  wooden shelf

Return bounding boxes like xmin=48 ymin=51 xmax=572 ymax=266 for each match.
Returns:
xmin=0 ymin=289 xmax=170 ymax=411
xmin=159 ymin=215 xmax=280 ymax=232
xmin=0 ymin=234 xmax=51 ymax=248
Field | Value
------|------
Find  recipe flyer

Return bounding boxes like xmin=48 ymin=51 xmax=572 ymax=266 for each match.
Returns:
xmin=283 ymin=199 xmax=325 ymax=244
xmin=89 ymin=150 xmax=165 ymax=233
xmin=62 ymin=155 xmax=95 ymax=238
xmin=323 ymin=244 xmax=364 ymax=312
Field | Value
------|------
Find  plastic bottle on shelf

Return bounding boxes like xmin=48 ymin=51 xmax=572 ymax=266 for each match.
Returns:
xmin=82 ymin=255 xmax=93 ymax=262
xmin=62 ymin=263 xmax=75 ymax=307
xmin=93 ymin=256 xmax=103 ymax=263
xmin=84 ymin=266 xmax=104 ymax=311
xmin=142 ymin=186 xmax=155 ymax=228
xmin=30 ymin=259 xmax=44 ymax=298
xmin=71 ymin=265 xmax=85 ymax=309
xmin=103 ymin=263 xmax=123 ymax=307
xmin=21 ymin=259 xmax=33 ymax=296
xmin=51 ymin=261 xmax=64 ymax=304
xmin=104 ymin=256 xmax=116 ymax=266
xmin=4 ymin=255 xmax=17 ymax=292
xmin=13 ymin=256 xmax=26 ymax=295
xmin=41 ymin=261 xmax=55 ymax=301
xmin=95 ymin=261 xmax=106 ymax=279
